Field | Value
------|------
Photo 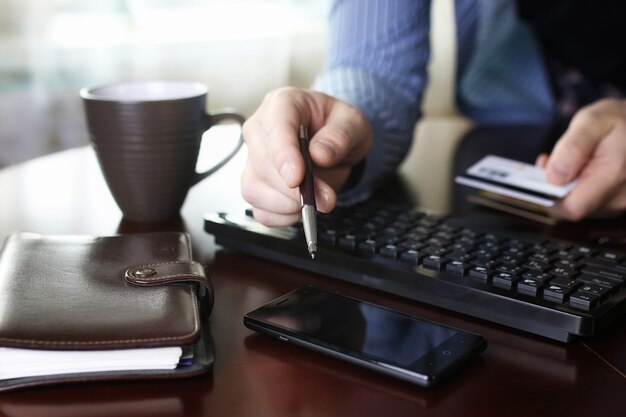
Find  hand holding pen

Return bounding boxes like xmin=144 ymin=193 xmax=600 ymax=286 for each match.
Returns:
xmin=239 ymin=88 xmax=372 ymax=229
xmin=298 ymin=125 xmax=318 ymax=259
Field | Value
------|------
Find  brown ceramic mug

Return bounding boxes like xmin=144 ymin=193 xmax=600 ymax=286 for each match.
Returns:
xmin=81 ymin=80 xmax=244 ymax=222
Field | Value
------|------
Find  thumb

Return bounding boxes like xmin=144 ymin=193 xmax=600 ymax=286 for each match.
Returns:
xmin=546 ymin=106 xmax=615 ymax=184
xmin=308 ymin=106 xmax=372 ymax=169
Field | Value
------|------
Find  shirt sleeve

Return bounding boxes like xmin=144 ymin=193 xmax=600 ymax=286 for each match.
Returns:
xmin=312 ymin=0 xmax=432 ymax=205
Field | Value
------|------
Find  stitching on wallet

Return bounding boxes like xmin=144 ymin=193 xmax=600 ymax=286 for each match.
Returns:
xmin=135 ymin=273 xmax=206 ymax=281
xmin=135 ymin=261 xmax=198 ymax=267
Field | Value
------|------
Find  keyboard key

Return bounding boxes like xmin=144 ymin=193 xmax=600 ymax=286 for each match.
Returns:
xmin=433 ymin=230 xmax=457 ymax=241
xmin=380 ymin=244 xmax=400 ymax=259
xmin=522 ymin=271 xmax=552 ymax=282
xmin=497 ymin=255 xmax=521 ymax=266
xmin=505 ymin=239 xmax=530 ymax=249
xmin=469 ymin=266 xmax=491 ymax=283
xmin=552 ymin=258 xmax=578 ymax=269
xmin=555 ymin=249 xmax=580 ymax=261
xmin=478 ymin=241 xmax=500 ymax=251
xmin=424 ymin=246 xmax=449 ymax=257
xmin=595 ymin=251 xmax=622 ymax=263
xmin=575 ymin=274 xmax=621 ymax=290
xmin=580 ymin=266 xmax=626 ymax=283
xmin=551 ymin=276 xmax=580 ymax=290
xmin=528 ymin=253 xmax=553 ymax=263
xmin=449 ymin=241 xmax=475 ymax=251
xmin=529 ymin=243 xmax=556 ymax=255
xmin=358 ymin=239 xmax=379 ymax=255
xmin=397 ymin=211 xmax=422 ymax=223
xmin=438 ymin=224 xmax=460 ymax=234
xmin=446 ymin=260 xmax=469 ymax=275
xmin=493 ymin=272 xmax=518 ymax=290
xmin=400 ymin=249 xmax=423 ymax=265
xmin=459 ymin=228 xmax=482 ymax=239
xmin=377 ymin=235 xmax=403 ymax=245
xmin=423 ymin=255 xmax=446 ymax=271
xmin=483 ymin=233 xmax=501 ymax=243
xmin=411 ymin=226 xmax=434 ymax=236
xmin=571 ymin=245 xmax=597 ymax=257
xmin=502 ymin=247 xmax=526 ymax=257
xmin=473 ymin=248 xmax=499 ymax=258
xmin=339 ymin=234 xmax=358 ymax=250
xmin=543 ymin=285 xmax=570 ymax=303
xmin=550 ymin=266 xmax=578 ymax=280
xmin=523 ymin=260 xmax=549 ymax=272
xmin=398 ymin=240 xmax=426 ymax=251
xmin=496 ymin=264 xmax=524 ymax=275
xmin=418 ymin=217 xmax=442 ymax=229
xmin=446 ymin=251 xmax=474 ymax=263
xmin=426 ymin=237 xmax=452 ymax=247
xmin=382 ymin=226 xmax=406 ymax=237
xmin=472 ymin=257 xmax=498 ymax=269
xmin=570 ymin=291 xmax=600 ymax=311
xmin=577 ymin=283 xmax=610 ymax=299
xmin=517 ymin=277 xmax=544 ymax=297
xmin=581 ymin=255 xmax=622 ymax=270
xmin=543 ymin=277 xmax=580 ymax=303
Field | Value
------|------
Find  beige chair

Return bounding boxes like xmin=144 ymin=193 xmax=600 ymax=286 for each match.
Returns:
xmin=400 ymin=0 xmax=472 ymax=212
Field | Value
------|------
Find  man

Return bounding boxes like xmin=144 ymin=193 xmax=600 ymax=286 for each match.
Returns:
xmin=240 ymin=0 xmax=626 ymax=226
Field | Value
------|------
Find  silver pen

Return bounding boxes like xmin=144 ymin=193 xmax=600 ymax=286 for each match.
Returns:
xmin=298 ymin=125 xmax=317 ymax=259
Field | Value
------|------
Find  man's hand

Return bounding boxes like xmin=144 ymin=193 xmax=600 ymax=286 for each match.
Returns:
xmin=240 ymin=87 xmax=372 ymax=226
xmin=536 ymin=98 xmax=626 ymax=220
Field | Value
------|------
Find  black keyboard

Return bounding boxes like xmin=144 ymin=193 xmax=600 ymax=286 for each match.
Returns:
xmin=204 ymin=201 xmax=626 ymax=342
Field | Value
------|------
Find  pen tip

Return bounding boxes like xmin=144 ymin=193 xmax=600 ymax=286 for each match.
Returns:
xmin=307 ymin=242 xmax=317 ymax=260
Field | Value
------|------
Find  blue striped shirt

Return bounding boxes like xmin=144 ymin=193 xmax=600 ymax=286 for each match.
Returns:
xmin=313 ymin=0 xmax=556 ymax=204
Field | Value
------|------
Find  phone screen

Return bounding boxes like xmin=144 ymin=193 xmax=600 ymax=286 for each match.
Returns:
xmin=244 ymin=286 xmax=487 ymax=386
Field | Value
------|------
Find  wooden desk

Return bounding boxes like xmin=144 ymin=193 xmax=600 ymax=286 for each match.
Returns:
xmin=1 ymin=124 xmax=625 ymax=416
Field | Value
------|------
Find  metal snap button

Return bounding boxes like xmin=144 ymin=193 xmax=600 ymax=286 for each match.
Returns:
xmin=133 ymin=267 xmax=157 ymax=278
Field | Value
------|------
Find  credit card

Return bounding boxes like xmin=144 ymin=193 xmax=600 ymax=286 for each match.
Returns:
xmin=455 ymin=155 xmax=577 ymax=207
xmin=467 ymin=193 xmax=557 ymax=225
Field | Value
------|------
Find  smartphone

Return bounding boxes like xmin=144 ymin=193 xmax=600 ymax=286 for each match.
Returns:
xmin=244 ymin=286 xmax=487 ymax=387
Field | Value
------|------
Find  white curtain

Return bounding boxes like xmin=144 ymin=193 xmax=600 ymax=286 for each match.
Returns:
xmin=0 ymin=0 xmax=329 ymax=167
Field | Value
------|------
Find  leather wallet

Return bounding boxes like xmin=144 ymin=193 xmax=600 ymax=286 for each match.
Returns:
xmin=0 ymin=231 xmax=214 ymax=392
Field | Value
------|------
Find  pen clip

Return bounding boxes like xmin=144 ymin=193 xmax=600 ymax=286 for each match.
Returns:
xmin=298 ymin=125 xmax=316 ymax=208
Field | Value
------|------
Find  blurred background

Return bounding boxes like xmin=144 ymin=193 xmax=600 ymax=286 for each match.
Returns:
xmin=0 ymin=0 xmax=458 ymax=175
xmin=0 ymin=0 xmax=329 ymax=168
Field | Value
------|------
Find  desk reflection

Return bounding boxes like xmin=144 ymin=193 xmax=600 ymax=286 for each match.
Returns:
xmin=243 ymin=334 xmax=450 ymax=411
xmin=0 ymin=379 xmax=212 ymax=417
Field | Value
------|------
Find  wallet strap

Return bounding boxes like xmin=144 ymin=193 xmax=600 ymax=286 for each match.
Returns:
xmin=125 ymin=261 xmax=214 ymax=311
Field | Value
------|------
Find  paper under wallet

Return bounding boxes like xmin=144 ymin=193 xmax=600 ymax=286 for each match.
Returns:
xmin=0 ymin=231 xmax=214 ymax=392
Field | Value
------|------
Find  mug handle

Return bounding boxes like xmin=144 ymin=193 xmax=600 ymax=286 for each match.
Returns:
xmin=193 ymin=111 xmax=246 ymax=185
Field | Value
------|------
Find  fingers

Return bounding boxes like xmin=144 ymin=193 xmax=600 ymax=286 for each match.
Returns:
xmin=552 ymin=183 xmax=626 ymax=220
xmin=557 ymin=129 xmax=626 ymax=221
xmin=241 ymin=157 xmax=338 ymax=222
xmin=240 ymin=87 xmax=372 ymax=226
xmin=240 ymin=88 xmax=310 ymax=226
xmin=545 ymin=99 xmax=624 ymax=184
xmin=600 ymin=183 xmax=626 ymax=217
xmin=240 ymin=161 xmax=301 ymax=215
xmin=309 ymin=101 xmax=372 ymax=169
xmin=251 ymin=208 xmax=301 ymax=227
xmin=243 ymin=88 xmax=308 ymax=189
xmin=548 ymin=108 xmax=626 ymax=221
xmin=535 ymin=153 xmax=549 ymax=169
